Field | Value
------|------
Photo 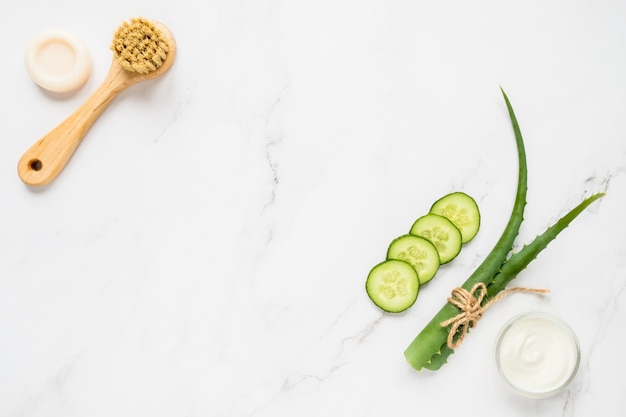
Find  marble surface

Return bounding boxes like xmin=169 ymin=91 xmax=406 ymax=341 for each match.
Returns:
xmin=1 ymin=1 xmax=625 ymax=416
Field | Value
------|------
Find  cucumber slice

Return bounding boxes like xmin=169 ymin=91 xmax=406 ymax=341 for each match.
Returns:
xmin=387 ymin=235 xmax=440 ymax=285
xmin=430 ymin=192 xmax=481 ymax=244
xmin=366 ymin=259 xmax=419 ymax=313
xmin=409 ymin=213 xmax=462 ymax=264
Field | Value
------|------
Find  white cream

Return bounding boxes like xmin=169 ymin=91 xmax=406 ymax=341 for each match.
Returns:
xmin=496 ymin=312 xmax=580 ymax=398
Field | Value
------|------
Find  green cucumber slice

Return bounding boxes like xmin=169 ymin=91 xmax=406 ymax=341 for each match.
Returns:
xmin=387 ymin=235 xmax=440 ymax=285
xmin=430 ymin=191 xmax=481 ymax=244
xmin=409 ymin=213 xmax=462 ymax=264
xmin=366 ymin=259 xmax=419 ymax=313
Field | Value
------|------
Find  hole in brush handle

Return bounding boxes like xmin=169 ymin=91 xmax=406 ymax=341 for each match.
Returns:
xmin=29 ymin=159 xmax=43 ymax=171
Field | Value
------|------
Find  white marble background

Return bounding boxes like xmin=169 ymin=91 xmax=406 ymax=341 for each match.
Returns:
xmin=1 ymin=1 xmax=625 ymax=416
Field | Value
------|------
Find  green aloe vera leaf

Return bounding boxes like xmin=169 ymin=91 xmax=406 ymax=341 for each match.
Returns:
xmin=487 ymin=192 xmax=605 ymax=296
xmin=417 ymin=192 xmax=604 ymax=370
xmin=403 ymin=89 xmax=605 ymax=372
xmin=404 ymin=88 xmax=528 ymax=371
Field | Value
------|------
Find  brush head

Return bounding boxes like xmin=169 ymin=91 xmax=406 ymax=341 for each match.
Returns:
xmin=111 ymin=17 xmax=171 ymax=74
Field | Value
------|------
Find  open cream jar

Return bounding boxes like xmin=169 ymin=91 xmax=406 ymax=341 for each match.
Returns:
xmin=24 ymin=29 xmax=92 ymax=93
xmin=495 ymin=312 xmax=580 ymax=398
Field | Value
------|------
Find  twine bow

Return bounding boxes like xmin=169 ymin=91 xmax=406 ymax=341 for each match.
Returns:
xmin=440 ymin=282 xmax=549 ymax=349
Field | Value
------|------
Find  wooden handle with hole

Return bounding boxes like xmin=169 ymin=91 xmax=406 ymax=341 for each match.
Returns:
xmin=18 ymin=19 xmax=176 ymax=187
xmin=17 ymin=62 xmax=132 ymax=186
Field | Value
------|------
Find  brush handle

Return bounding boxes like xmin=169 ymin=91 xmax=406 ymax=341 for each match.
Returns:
xmin=18 ymin=61 xmax=132 ymax=186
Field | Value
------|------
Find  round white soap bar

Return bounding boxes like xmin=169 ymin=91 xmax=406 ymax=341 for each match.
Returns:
xmin=24 ymin=29 xmax=92 ymax=93
xmin=495 ymin=312 xmax=580 ymax=398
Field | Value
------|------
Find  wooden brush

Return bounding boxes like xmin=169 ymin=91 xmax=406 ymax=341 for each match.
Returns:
xmin=18 ymin=17 xmax=177 ymax=186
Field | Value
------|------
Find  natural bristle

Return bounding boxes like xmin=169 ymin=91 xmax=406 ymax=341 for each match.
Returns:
xmin=111 ymin=17 xmax=169 ymax=74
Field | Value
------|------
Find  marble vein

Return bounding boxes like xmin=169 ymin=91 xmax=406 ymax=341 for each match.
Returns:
xmin=262 ymin=83 xmax=288 ymax=213
xmin=153 ymin=83 xmax=196 ymax=144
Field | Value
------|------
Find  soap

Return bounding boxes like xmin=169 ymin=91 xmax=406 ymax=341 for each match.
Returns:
xmin=24 ymin=29 xmax=92 ymax=94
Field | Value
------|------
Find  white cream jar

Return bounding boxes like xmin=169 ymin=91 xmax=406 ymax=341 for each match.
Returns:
xmin=495 ymin=312 xmax=580 ymax=398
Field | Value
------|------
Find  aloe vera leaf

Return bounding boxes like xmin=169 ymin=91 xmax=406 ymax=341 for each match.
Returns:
xmin=418 ymin=192 xmax=604 ymax=370
xmin=487 ymin=192 xmax=605 ymax=296
xmin=404 ymin=88 xmax=529 ymax=371
xmin=459 ymin=88 xmax=529 ymax=291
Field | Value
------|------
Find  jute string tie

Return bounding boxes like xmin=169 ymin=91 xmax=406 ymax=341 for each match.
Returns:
xmin=440 ymin=282 xmax=549 ymax=349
